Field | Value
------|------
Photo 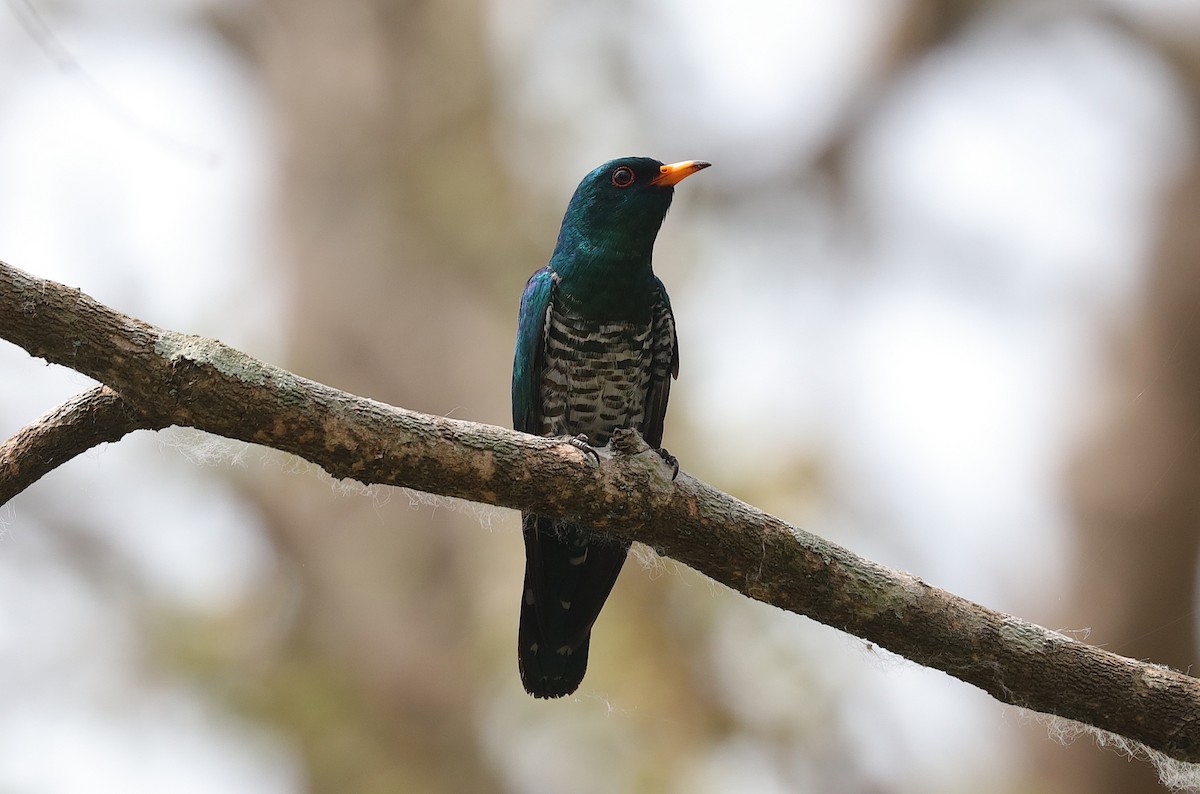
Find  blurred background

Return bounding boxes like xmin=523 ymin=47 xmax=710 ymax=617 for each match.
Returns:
xmin=1 ymin=0 xmax=1198 ymax=791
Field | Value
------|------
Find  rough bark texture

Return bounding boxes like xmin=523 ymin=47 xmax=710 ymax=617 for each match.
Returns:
xmin=0 ymin=385 xmax=163 ymax=503
xmin=4 ymin=258 xmax=1200 ymax=768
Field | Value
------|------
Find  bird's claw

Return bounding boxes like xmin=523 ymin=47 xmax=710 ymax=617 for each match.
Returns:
xmin=655 ymin=447 xmax=680 ymax=480
xmin=566 ymin=434 xmax=601 ymax=468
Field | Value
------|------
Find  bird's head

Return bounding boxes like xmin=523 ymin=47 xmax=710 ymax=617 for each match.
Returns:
xmin=553 ymin=157 xmax=710 ymax=266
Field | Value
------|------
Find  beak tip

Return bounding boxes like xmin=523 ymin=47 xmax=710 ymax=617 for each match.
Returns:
xmin=651 ymin=159 xmax=712 ymax=187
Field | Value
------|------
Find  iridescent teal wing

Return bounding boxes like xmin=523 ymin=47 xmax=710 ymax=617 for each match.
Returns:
xmin=512 ymin=267 xmax=554 ymax=434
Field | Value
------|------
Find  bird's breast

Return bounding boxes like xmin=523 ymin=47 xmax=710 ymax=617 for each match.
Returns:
xmin=540 ymin=305 xmax=654 ymax=445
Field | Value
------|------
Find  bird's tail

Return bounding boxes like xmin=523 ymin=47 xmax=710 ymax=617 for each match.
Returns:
xmin=518 ymin=513 xmax=628 ymax=698
xmin=518 ymin=605 xmax=592 ymax=699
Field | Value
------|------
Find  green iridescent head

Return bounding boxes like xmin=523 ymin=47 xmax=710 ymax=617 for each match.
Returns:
xmin=552 ymin=157 xmax=710 ymax=266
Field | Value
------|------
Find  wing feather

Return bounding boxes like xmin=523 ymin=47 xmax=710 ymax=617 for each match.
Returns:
xmin=512 ymin=268 xmax=554 ymax=433
xmin=641 ymin=278 xmax=678 ymax=449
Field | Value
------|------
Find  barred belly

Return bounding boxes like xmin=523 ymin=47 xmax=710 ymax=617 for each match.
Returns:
xmin=539 ymin=305 xmax=653 ymax=446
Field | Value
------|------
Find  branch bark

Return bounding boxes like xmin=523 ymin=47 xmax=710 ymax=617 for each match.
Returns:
xmin=0 ymin=385 xmax=163 ymax=503
xmin=3 ymin=259 xmax=1199 ymax=766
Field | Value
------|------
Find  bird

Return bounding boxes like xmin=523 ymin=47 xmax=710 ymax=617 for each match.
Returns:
xmin=511 ymin=156 xmax=709 ymax=698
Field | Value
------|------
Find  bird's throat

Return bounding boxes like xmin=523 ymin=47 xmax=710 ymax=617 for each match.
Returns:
xmin=552 ymin=245 xmax=657 ymax=323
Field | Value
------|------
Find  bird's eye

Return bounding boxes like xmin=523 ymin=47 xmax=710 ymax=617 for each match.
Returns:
xmin=611 ymin=166 xmax=635 ymax=188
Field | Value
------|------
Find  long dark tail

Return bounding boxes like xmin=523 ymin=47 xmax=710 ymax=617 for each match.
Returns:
xmin=518 ymin=513 xmax=629 ymax=698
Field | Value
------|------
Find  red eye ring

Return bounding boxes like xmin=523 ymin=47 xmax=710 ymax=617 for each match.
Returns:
xmin=611 ymin=166 xmax=635 ymax=187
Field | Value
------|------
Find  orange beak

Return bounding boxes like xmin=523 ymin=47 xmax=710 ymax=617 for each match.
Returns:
xmin=650 ymin=160 xmax=711 ymax=187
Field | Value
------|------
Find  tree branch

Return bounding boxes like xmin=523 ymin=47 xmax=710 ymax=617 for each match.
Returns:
xmin=0 ymin=385 xmax=164 ymax=503
xmin=3 ymin=259 xmax=1199 ymax=767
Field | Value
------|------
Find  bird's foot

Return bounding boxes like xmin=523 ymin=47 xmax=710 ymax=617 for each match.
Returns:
xmin=565 ymin=434 xmax=600 ymax=468
xmin=655 ymin=447 xmax=680 ymax=480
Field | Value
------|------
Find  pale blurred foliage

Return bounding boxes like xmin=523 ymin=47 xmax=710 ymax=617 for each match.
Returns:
xmin=0 ymin=0 xmax=1198 ymax=792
